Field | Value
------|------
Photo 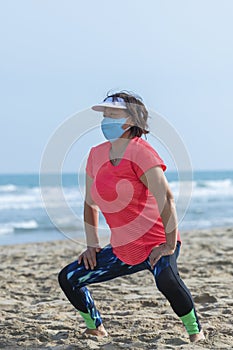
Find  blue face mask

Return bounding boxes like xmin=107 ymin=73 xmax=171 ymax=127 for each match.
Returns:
xmin=101 ymin=117 xmax=130 ymax=142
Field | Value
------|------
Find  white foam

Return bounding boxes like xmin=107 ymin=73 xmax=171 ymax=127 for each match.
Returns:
xmin=13 ymin=220 xmax=38 ymax=230
xmin=0 ymin=220 xmax=38 ymax=235
xmin=0 ymin=184 xmax=17 ymax=192
xmin=170 ymin=179 xmax=233 ymax=199
xmin=0 ymin=227 xmax=14 ymax=235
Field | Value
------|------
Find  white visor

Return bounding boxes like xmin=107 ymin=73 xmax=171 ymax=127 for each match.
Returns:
xmin=92 ymin=96 xmax=127 ymax=112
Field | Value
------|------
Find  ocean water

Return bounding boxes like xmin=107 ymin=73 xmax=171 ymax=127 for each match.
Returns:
xmin=0 ymin=171 xmax=233 ymax=245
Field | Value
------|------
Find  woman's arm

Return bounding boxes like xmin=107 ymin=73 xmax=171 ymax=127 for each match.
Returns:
xmin=140 ymin=166 xmax=178 ymax=268
xmin=84 ymin=174 xmax=100 ymax=248
xmin=78 ymin=173 xmax=101 ymax=270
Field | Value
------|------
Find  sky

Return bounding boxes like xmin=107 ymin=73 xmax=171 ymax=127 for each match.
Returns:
xmin=0 ymin=0 xmax=233 ymax=173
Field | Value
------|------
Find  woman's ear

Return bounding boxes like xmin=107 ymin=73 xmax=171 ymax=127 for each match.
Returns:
xmin=122 ymin=116 xmax=133 ymax=130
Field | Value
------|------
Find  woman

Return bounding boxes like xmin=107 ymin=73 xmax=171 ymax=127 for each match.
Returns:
xmin=58 ymin=91 xmax=205 ymax=342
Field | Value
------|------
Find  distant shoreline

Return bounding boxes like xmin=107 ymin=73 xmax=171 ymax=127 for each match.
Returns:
xmin=1 ymin=225 xmax=232 ymax=247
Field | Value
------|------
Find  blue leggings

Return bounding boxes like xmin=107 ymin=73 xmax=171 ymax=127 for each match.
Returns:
xmin=58 ymin=243 xmax=201 ymax=335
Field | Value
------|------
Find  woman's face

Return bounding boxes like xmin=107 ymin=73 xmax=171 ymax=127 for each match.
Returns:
xmin=103 ymin=107 xmax=133 ymax=135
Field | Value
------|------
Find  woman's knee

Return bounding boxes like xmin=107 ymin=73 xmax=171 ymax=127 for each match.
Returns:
xmin=58 ymin=266 xmax=68 ymax=290
xmin=58 ymin=261 xmax=84 ymax=291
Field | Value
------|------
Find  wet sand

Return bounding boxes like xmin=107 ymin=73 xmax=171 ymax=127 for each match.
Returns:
xmin=1 ymin=227 xmax=233 ymax=349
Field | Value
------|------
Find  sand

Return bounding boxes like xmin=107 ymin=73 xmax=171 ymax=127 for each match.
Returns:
xmin=1 ymin=227 xmax=233 ymax=350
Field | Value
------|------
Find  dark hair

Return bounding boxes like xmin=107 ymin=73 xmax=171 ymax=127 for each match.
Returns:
xmin=104 ymin=91 xmax=149 ymax=138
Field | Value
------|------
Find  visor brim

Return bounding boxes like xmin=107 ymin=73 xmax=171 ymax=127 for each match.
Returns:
xmin=91 ymin=103 xmax=127 ymax=112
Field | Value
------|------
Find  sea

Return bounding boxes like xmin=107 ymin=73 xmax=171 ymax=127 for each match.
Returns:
xmin=1 ymin=171 xmax=233 ymax=246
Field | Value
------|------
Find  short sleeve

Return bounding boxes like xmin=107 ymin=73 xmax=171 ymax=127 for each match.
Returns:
xmin=132 ymin=140 xmax=166 ymax=178
xmin=85 ymin=148 xmax=94 ymax=178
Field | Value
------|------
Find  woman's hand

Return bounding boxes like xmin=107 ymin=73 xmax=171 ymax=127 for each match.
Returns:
xmin=78 ymin=246 xmax=101 ymax=270
xmin=149 ymin=243 xmax=175 ymax=269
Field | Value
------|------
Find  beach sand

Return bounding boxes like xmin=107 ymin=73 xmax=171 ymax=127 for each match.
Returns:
xmin=1 ymin=227 xmax=233 ymax=349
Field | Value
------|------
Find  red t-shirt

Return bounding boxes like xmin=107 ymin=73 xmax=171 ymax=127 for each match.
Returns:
xmin=86 ymin=137 xmax=181 ymax=265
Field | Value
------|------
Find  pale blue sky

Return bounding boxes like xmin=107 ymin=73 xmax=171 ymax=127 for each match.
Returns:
xmin=1 ymin=0 xmax=233 ymax=173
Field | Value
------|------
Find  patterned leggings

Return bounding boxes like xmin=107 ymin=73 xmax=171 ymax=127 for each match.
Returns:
xmin=58 ymin=243 xmax=201 ymax=335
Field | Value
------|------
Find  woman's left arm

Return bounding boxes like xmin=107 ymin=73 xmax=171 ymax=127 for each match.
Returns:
xmin=140 ymin=166 xmax=178 ymax=268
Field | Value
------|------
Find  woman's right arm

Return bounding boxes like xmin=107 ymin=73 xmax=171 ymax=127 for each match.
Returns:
xmin=78 ymin=173 xmax=101 ymax=270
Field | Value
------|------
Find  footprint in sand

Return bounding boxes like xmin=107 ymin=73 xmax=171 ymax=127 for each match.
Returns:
xmin=194 ymin=293 xmax=217 ymax=303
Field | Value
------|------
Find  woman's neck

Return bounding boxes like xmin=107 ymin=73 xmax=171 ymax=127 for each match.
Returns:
xmin=110 ymin=131 xmax=132 ymax=151
xmin=111 ymin=137 xmax=130 ymax=151
xmin=109 ymin=136 xmax=132 ymax=166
